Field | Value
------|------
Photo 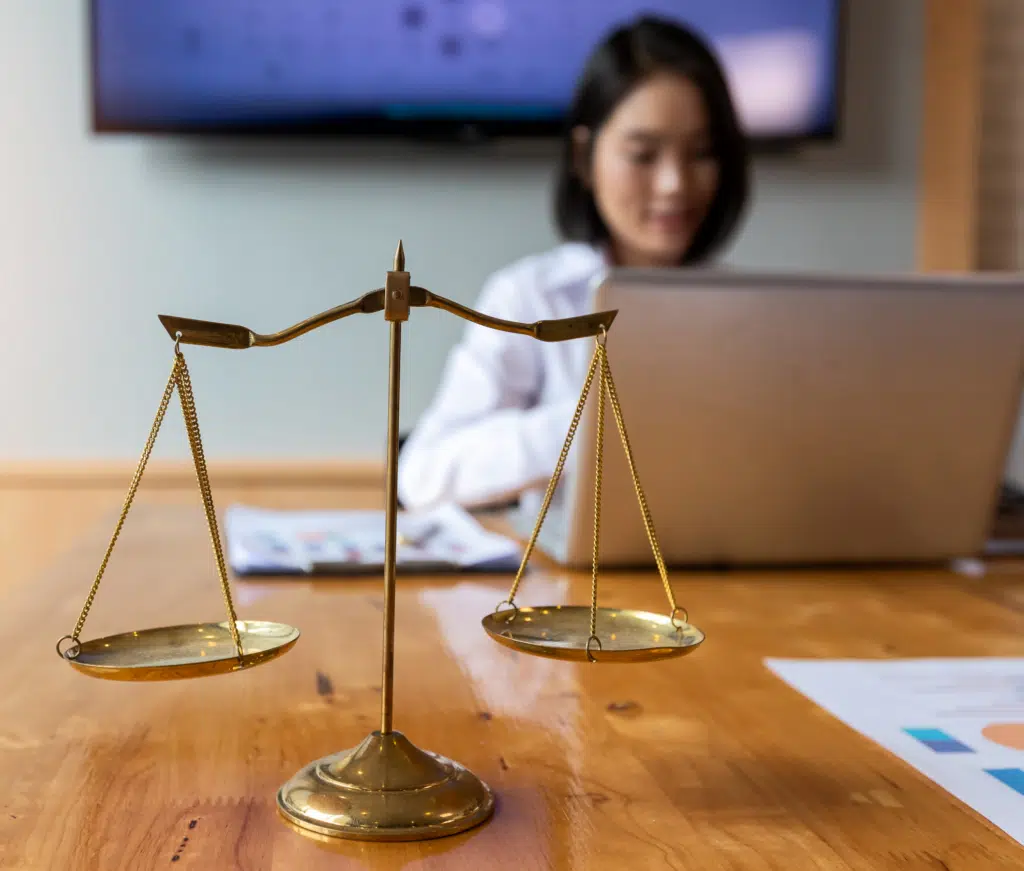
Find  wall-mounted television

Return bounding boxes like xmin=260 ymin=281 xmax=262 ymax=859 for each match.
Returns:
xmin=89 ymin=1 xmax=845 ymax=144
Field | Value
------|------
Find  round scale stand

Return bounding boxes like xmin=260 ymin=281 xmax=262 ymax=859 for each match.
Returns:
xmin=276 ymin=730 xmax=494 ymax=841
xmin=480 ymin=331 xmax=705 ymax=665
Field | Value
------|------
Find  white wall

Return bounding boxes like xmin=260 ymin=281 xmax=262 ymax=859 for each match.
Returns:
xmin=1 ymin=0 xmax=925 ymax=462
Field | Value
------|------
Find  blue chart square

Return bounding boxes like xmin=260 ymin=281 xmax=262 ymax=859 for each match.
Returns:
xmin=986 ymin=768 xmax=1024 ymax=797
xmin=903 ymin=728 xmax=975 ymax=754
xmin=925 ymin=741 xmax=975 ymax=754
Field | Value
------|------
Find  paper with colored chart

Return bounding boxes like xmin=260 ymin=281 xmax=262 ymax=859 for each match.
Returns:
xmin=765 ymin=658 xmax=1024 ymax=847
xmin=224 ymin=502 xmax=522 ymax=576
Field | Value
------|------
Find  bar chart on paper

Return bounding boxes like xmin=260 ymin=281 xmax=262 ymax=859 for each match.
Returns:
xmin=765 ymin=658 xmax=1024 ymax=846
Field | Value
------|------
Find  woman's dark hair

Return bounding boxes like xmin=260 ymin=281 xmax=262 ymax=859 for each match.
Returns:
xmin=554 ymin=17 xmax=750 ymax=264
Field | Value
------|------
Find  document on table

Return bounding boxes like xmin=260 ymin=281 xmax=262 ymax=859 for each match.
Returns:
xmin=225 ymin=502 xmax=522 ymax=575
xmin=765 ymin=658 xmax=1024 ymax=847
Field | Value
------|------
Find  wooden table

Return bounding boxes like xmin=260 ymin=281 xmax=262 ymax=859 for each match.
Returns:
xmin=2 ymin=502 xmax=1023 ymax=870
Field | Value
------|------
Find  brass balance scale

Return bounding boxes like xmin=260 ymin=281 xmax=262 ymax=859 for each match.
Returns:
xmin=55 ymin=243 xmax=705 ymax=842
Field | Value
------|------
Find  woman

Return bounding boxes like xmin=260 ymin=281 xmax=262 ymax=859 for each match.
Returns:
xmin=399 ymin=16 xmax=750 ymax=510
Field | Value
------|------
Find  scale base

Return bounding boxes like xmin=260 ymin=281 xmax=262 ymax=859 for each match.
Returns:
xmin=277 ymin=730 xmax=494 ymax=841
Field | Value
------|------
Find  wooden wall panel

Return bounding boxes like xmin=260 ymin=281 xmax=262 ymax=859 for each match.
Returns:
xmin=977 ymin=0 xmax=1024 ymax=271
xmin=917 ymin=0 xmax=984 ymax=271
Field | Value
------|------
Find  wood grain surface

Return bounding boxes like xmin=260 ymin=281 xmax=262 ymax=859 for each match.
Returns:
xmin=1 ymin=500 xmax=1022 ymax=870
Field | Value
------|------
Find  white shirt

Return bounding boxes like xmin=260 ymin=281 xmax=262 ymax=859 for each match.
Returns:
xmin=398 ymin=242 xmax=608 ymax=510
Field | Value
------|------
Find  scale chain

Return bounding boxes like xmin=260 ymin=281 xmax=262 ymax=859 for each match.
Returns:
xmin=600 ymin=351 xmax=684 ymax=625
xmin=58 ymin=347 xmax=243 ymax=660
xmin=60 ymin=358 xmax=179 ymax=656
xmin=501 ymin=343 xmax=602 ymax=610
xmin=497 ymin=334 xmax=688 ymax=652
xmin=501 ymin=344 xmax=602 ymax=608
xmin=174 ymin=351 xmax=243 ymax=656
xmin=587 ymin=342 xmax=608 ymax=661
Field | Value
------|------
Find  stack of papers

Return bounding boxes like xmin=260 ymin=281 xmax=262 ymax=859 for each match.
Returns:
xmin=224 ymin=502 xmax=523 ymax=576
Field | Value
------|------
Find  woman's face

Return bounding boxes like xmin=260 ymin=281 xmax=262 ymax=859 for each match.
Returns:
xmin=581 ymin=72 xmax=721 ymax=268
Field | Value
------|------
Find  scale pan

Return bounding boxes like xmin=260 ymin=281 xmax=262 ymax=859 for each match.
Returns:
xmin=63 ymin=620 xmax=300 ymax=681
xmin=481 ymin=605 xmax=703 ymax=663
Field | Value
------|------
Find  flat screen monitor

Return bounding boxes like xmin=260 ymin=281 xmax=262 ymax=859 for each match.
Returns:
xmin=89 ymin=1 xmax=845 ymax=143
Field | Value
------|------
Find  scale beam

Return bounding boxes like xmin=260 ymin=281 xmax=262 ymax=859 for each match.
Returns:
xmin=412 ymin=287 xmax=617 ymax=342
xmin=158 ymin=290 xmax=386 ymax=349
xmin=159 ymin=290 xmax=616 ymax=349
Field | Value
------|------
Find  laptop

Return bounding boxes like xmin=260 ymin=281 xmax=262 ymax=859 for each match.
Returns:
xmin=518 ymin=267 xmax=1024 ymax=568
